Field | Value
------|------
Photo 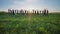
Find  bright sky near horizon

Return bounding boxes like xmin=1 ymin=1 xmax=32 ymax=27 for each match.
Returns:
xmin=0 ymin=0 xmax=60 ymax=12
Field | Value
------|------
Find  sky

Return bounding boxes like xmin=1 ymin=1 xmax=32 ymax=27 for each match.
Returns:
xmin=0 ymin=0 xmax=60 ymax=12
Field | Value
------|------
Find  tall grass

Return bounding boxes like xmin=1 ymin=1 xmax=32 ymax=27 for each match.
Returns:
xmin=0 ymin=13 xmax=60 ymax=34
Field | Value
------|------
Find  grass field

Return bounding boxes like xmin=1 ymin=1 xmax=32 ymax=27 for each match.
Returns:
xmin=0 ymin=12 xmax=60 ymax=34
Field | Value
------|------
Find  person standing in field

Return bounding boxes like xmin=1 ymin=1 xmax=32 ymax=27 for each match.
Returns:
xmin=11 ymin=9 xmax=14 ymax=15
xmin=46 ymin=9 xmax=49 ymax=15
xmin=8 ymin=9 xmax=12 ymax=15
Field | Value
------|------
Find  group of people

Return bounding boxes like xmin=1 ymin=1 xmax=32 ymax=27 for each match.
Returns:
xmin=42 ymin=9 xmax=49 ymax=15
xmin=8 ymin=9 xmax=49 ymax=15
